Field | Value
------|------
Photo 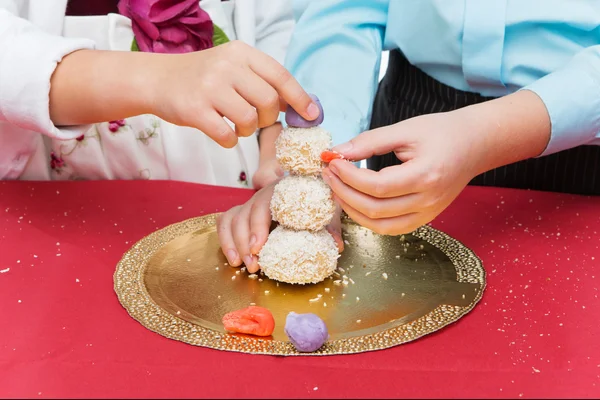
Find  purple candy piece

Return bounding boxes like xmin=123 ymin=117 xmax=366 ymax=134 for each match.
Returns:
xmin=284 ymin=312 xmax=329 ymax=352
xmin=285 ymin=94 xmax=324 ymax=128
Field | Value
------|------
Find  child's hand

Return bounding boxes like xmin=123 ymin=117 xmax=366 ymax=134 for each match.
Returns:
xmin=321 ymin=112 xmax=482 ymax=236
xmin=217 ymin=182 xmax=344 ymax=273
xmin=150 ymin=41 xmax=319 ymax=148
xmin=49 ymin=43 xmax=318 ymax=149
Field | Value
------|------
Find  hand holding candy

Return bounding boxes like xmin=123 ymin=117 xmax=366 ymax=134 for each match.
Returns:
xmin=285 ymin=94 xmax=324 ymax=128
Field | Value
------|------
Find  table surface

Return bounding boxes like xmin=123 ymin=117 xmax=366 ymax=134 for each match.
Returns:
xmin=1 ymin=180 xmax=599 ymax=399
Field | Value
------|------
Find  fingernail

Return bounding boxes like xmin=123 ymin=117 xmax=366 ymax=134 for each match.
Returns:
xmin=321 ymin=172 xmax=331 ymax=184
xmin=328 ymin=163 xmax=339 ymax=176
xmin=227 ymin=249 xmax=239 ymax=265
xmin=307 ymin=103 xmax=320 ymax=120
xmin=249 ymin=235 xmax=257 ymax=249
xmin=332 ymin=142 xmax=353 ymax=154
xmin=275 ymin=167 xmax=284 ymax=177
xmin=243 ymin=255 xmax=254 ymax=267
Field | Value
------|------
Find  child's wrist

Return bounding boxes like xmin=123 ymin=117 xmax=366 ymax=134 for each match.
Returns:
xmin=124 ymin=51 xmax=169 ymax=116
xmin=258 ymin=123 xmax=281 ymax=161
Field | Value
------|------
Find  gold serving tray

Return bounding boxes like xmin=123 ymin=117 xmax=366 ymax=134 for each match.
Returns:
xmin=114 ymin=214 xmax=485 ymax=356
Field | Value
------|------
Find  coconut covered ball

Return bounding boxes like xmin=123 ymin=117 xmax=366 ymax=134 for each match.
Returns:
xmin=275 ymin=126 xmax=332 ymax=175
xmin=270 ymin=175 xmax=335 ymax=231
xmin=258 ymin=226 xmax=339 ymax=284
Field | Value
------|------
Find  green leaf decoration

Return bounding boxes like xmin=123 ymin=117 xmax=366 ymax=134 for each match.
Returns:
xmin=131 ymin=38 xmax=140 ymax=52
xmin=213 ymin=24 xmax=230 ymax=47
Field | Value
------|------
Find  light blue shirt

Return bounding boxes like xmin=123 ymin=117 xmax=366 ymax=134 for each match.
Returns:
xmin=284 ymin=0 xmax=600 ymax=156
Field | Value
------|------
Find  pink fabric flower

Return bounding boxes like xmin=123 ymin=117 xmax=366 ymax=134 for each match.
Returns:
xmin=118 ymin=0 xmax=214 ymax=54
xmin=108 ymin=120 xmax=126 ymax=133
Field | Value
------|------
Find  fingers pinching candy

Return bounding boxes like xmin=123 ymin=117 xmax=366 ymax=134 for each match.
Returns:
xmin=285 ymin=93 xmax=324 ymax=128
xmin=320 ymin=150 xmax=345 ymax=163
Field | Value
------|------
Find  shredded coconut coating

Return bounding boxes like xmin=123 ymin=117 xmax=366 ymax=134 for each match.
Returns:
xmin=270 ymin=175 xmax=335 ymax=231
xmin=258 ymin=226 xmax=339 ymax=284
xmin=276 ymin=126 xmax=332 ymax=175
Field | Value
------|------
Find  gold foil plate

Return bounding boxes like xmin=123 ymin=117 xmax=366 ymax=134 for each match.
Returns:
xmin=114 ymin=214 xmax=485 ymax=356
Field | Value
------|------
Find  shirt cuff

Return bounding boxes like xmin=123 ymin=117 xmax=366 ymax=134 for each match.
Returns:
xmin=0 ymin=27 xmax=95 ymax=139
xmin=522 ymin=59 xmax=600 ymax=157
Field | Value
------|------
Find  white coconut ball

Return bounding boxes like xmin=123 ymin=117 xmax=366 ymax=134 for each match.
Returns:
xmin=270 ymin=175 xmax=335 ymax=231
xmin=275 ymin=126 xmax=332 ymax=175
xmin=258 ymin=226 xmax=339 ymax=285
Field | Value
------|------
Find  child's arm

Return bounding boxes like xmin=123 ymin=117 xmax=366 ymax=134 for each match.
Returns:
xmin=251 ymin=0 xmax=296 ymax=188
xmin=253 ymin=122 xmax=284 ymax=189
xmin=0 ymin=8 xmax=318 ymax=149
xmin=49 ymin=42 xmax=316 ymax=149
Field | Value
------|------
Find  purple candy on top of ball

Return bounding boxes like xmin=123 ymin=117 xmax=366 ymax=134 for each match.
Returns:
xmin=285 ymin=94 xmax=324 ymax=128
xmin=284 ymin=312 xmax=329 ymax=352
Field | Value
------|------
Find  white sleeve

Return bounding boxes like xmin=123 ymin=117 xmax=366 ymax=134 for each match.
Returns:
xmin=253 ymin=0 xmax=294 ymax=65
xmin=0 ymin=7 xmax=95 ymax=139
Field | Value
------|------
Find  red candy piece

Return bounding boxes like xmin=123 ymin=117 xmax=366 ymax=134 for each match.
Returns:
xmin=321 ymin=150 xmax=345 ymax=163
xmin=222 ymin=306 xmax=275 ymax=337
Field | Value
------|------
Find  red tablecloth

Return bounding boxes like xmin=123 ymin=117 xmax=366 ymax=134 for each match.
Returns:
xmin=1 ymin=181 xmax=599 ymax=399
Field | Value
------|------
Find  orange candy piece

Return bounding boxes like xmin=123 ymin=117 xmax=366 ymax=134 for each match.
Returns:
xmin=321 ymin=150 xmax=345 ymax=163
xmin=222 ymin=306 xmax=275 ymax=337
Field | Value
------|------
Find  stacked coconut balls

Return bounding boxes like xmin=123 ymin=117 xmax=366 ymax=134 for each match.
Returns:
xmin=257 ymin=95 xmax=340 ymax=284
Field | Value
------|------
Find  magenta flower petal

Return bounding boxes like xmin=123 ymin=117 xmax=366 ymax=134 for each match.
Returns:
xmin=149 ymin=0 xmax=198 ymax=23
xmin=159 ymin=25 xmax=189 ymax=44
xmin=118 ymin=0 xmax=151 ymax=19
xmin=119 ymin=0 xmax=214 ymax=54
xmin=131 ymin=24 xmax=154 ymax=52
xmin=183 ymin=23 xmax=213 ymax=41
xmin=152 ymin=41 xmax=168 ymax=53
xmin=178 ymin=15 xmax=212 ymax=25
xmin=130 ymin=12 xmax=160 ymax=40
